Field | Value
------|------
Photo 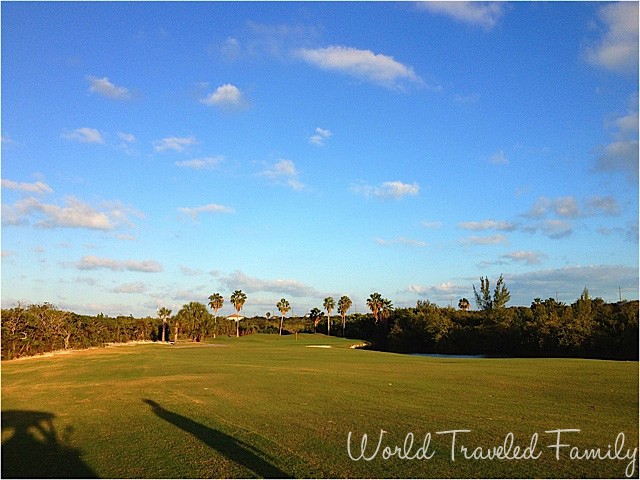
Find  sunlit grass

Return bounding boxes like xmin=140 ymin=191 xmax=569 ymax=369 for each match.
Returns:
xmin=2 ymin=334 xmax=637 ymax=478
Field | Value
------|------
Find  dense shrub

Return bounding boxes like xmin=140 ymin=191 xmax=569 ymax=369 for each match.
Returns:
xmin=2 ymin=297 xmax=637 ymax=360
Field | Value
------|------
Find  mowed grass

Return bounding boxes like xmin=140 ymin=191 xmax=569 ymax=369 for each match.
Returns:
xmin=2 ymin=334 xmax=638 ymax=478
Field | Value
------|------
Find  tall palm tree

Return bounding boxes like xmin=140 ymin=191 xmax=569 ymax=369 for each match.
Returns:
xmin=309 ymin=307 xmax=323 ymax=333
xmin=366 ymin=292 xmax=384 ymax=323
xmin=230 ymin=290 xmax=247 ymax=337
xmin=276 ymin=298 xmax=291 ymax=335
xmin=323 ymin=297 xmax=335 ymax=336
xmin=208 ymin=293 xmax=224 ymax=338
xmin=380 ymin=298 xmax=394 ymax=323
xmin=157 ymin=307 xmax=171 ymax=342
xmin=337 ymin=295 xmax=352 ymax=336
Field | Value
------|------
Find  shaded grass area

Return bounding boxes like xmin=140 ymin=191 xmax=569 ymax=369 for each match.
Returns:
xmin=2 ymin=334 xmax=638 ymax=478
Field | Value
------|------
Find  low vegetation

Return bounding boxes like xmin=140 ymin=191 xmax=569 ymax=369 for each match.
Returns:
xmin=2 ymin=286 xmax=637 ymax=361
xmin=2 ymin=335 xmax=637 ymax=478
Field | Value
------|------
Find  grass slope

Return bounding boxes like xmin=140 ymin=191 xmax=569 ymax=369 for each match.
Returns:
xmin=2 ymin=334 xmax=638 ymax=478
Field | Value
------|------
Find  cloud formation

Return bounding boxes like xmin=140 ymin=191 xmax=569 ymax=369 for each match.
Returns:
xmin=489 ymin=150 xmax=509 ymax=165
xmin=1 ymin=179 xmax=53 ymax=195
xmin=200 ymin=84 xmax=247 ymax=110
xmin=153 ymin=136 xmax=197 ymax=152
xmin=462 ymin=234 xmax=509 ymax=246
xmin=508 ymin=264 xmax=638 ymax=303
xmin=175 ymin=156 xmax=223 ymax=170
xmin=217 ymin=270 xmax=322 ymax=298
xmin=2 ymin=196 xmax=139 ymax=230
xmin=178 ymin=203 xmax=235 ymax=221
xmin=309 ymin=127 xmax=332 ymax=146
xmin=87 ymin=76 xmax=132 ymax=100
xmin=112 ymin=282 xmax=148 ymax=294
xmin=351 ymin=180 xmax=420 ymax=199
xmin=260 ymin=159 xmax=305 ymax=191
xmin=74 ymin=255 xmax=163 ymax=273
xmin=458 ymin=219 xmax=516 ymax=231
xmin=405 ymin=281 xmax=468 ymax=301
xmin=62 ymin=127 xmax=104 ymax=144
xmin=375 ymin=237 xmax=427 ymax=247
xmin=526 ymin=195 xmax=620 ymax=218
xmin=501 ymin=250 xmax=546 ymax=265
xmin=522 ymin=219 xmax=573 ymax=239
xmin=294 ymin=45 xmax=422 ymax=89
xmin=587 ymin=2 xmax=639 ymax=73
xmin=417 ymin=2 xmax=505 ymax=30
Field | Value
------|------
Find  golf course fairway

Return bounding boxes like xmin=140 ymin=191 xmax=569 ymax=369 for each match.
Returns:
xmin=2 ymin=334 xmax=637 ymax=478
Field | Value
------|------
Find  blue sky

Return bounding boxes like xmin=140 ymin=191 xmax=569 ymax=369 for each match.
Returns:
xmin=2 ymin=1 xmax=638 ymax=317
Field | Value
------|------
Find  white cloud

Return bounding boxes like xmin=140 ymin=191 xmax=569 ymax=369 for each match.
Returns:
xmin=421 ymin=220 xmax=442 ymax=229
xmin=294 ymin=45 xmax=423 ymax=89
xmin=594 ymin=102 xmax=638 ymax=182
xmin=522 ymin=219 xmax=573 ymax=239
xmin=501 ymin=250 xmax=546 ymax=265
xmin=489 ymin=150 xmax=509 ymax=165
xmin=1 ymin=179 xmax=53 ymax=195
xmin=200 ymin=84 xmax=247 ymax=110
xmin=351 ymin=180 xmax=420 ymax=199
xmin=260 ymin=159 xmax=305 ymax=191
xmin=585 ymin=196 xmax=620 ymax=216
xmin=112 ymin=282 xmax=148 ymax=294
xmin=615 ymin=112 xmax=639 ymax=134
xmin=417 ymin=2 xmax=505 ymax=30
xmin=178 ymin=203 xmax=235 ymax=221
xmin=507 ymin=264 xmax=638 ymax=304
xmin=220 ymin=37 xmax=241 ymax=60
xmin=74 ymin=255 xmax=163 ymax=273
xmin=595 ymin=139 xmax=639 ymax=182
xmin=153 ymin=136 xmax=197 ymax=152
xmin=405 ymin=281 xmax=468 ymax=301
xmin=175 ymin=156 xmax=223 ymax=170
xmin=1 ymin=196 xmax=139 ymax=230
xmin=179 ymin=265 xmax=204 ymax=276
xmin=462 ymin=234 xmax=508 ymax=246
xmin=88 ymin=76 xmax=131 ymax=100
xmin=459 ymin=219 xmax=516 ymax=231
xmin=375 ymin=237 xmax=428 ymax=247
xmin=587 ymin=2 xmax=639 ymax=73
xmin=117 ymin=132 xmax=135 ymax=143
xmin=62 ymin=127 xmax=104 ymax=144
xmin=526 ymin=195 xmax=621 ymax=219
xmin=309 ymin=127 xmax=332 ymax=146
xmin=217 ymin=270 xmax=322 ymax=298
xmin=526 ymin=196 xmax=579 ymax=218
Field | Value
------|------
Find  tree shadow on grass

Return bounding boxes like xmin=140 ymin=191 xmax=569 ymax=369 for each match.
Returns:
xmin=143 ymin=399 xmax=290 ymax=478
xmin=1 ymin=410 xmax=98 ymax=478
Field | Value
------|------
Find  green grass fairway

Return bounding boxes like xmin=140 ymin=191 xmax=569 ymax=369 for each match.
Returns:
xmin=2 ymin=334 xmax=638 ymax=478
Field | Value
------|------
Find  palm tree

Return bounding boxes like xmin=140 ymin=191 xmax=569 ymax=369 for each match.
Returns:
xmin=309 ymin=307 xmax=323 ymax=333
xmin=337 ymin=295 xmax=352 ymax=336
xmin=276 ymin=298 xmax=291 ymax=335
xmin=323 ymin=297 xmax=335 ymax=336
xmin=366 ymin=292 xmax=384 ymax=323
xmin=157 ymin=307 xmax=171 ymax=342
xmin=458 ymin=298 xmax=470 ymax=311
xmin=208 ymin=293 xmax=224 ymax=338
xmin=230 ymin=290 xmax=247 ymax=337
xmin=380 ymin=298 xmax=394 ymax=323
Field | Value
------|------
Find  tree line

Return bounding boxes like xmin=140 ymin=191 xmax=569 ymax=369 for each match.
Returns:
xmin=1 ymin=277 xmax=637 ymax=360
